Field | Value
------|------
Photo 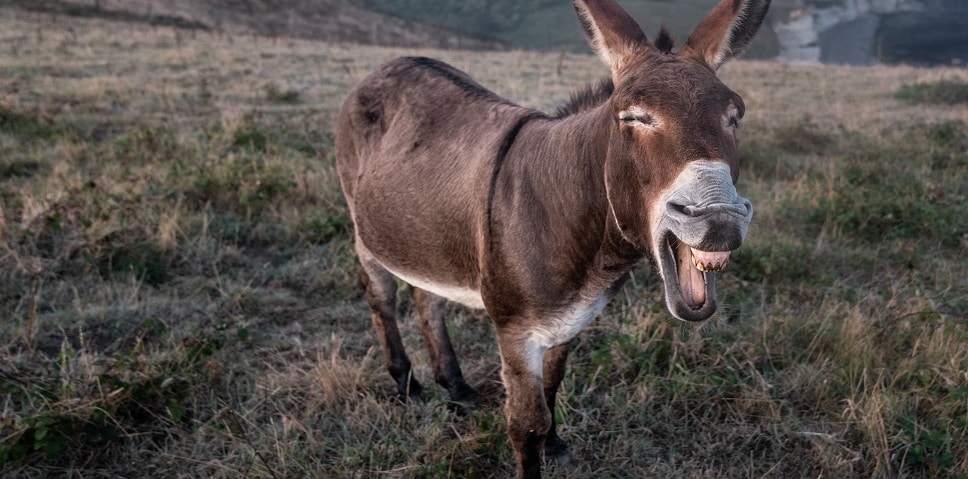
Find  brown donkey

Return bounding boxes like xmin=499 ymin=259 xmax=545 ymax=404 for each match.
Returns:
xmin=336 ymin=0 xmax=769 ymax=476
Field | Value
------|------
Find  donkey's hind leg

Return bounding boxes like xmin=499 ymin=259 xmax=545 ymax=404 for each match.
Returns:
xmin=411 ymin=286 xmax=478 ymax=411
xmin=357 ymin=246 xmax=423 ymax=402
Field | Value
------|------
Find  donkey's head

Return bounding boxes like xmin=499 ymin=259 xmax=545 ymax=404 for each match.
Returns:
xmin=574 ymin=0 xmax=768 ymax=321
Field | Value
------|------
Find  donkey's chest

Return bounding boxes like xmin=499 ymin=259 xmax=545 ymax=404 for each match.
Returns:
xmin=531 ymin=294 xmax=609 ymax=349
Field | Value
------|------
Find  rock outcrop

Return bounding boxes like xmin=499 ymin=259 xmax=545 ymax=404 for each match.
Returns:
xmin=773 ymin=0 xmax=923 ymax=64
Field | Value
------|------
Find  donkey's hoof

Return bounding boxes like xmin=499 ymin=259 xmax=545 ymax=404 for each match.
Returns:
xmin=548 ymin=452 xmax=572 ymax=467
xmin=447 ymin=384 xmax=479 ymax=415
xmin=398 ymin=380 xmax=425 ymax=403
xmin=544 ymin=436 xmax=572 ymax=467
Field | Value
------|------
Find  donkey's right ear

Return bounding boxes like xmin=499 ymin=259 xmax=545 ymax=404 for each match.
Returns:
xmin=573 ymin=0 xmax=652 ymax=81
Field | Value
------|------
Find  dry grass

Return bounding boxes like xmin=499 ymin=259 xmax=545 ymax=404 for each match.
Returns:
xmin=2 ymin=6 xmax=967 ymax=479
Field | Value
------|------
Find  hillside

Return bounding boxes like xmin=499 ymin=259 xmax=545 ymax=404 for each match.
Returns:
xmin=5 ymin=0 xmax=507 ymax=50
xmin=8 ymin=0 xmax=968 ymax=65
xmin=367 ymin=0 xmax=781 ymax=58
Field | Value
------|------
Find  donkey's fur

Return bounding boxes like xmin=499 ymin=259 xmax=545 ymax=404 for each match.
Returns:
xmin=336 ymin=1 xmax=770 ymax=477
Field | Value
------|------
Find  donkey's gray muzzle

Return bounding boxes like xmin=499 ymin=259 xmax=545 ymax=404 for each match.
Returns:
xmin=659 ymin=161 xmax=753 ymax=253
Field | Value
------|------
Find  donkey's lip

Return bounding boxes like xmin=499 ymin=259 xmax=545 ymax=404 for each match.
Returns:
xmin=691 ymin=248 xmax=730 ymax=273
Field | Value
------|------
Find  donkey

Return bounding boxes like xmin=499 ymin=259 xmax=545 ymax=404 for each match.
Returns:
xmin=336 ymin=0 xmax=769 ymax=476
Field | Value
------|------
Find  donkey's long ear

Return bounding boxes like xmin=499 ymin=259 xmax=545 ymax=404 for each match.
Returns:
xmin=573 ymin=0 xmax=652 ymax=80
xmin=681 ymin=0 xmax=770 ymax=71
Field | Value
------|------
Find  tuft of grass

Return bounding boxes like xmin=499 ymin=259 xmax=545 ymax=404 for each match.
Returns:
xmin=263 ymin=83 xmax=301 ymax=104
xmin=0 ymin=105 xmax=56 ymax=140
xmin=0 ymin=158 xmax=43 ymax=179
xmin=91 ymin=236 xmax=171 ymax=285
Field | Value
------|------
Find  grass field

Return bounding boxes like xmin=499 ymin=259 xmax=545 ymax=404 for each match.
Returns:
xmin=2 ymin=6 xmax=967 ymax=478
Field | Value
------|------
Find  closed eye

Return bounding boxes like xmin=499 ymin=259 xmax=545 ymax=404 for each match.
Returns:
xmin=619 ymin=110 xmax=655 ymax=126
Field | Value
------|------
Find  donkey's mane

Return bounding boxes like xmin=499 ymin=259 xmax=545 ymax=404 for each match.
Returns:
xmin=407 ymin=56 xmax=516 ymax=107
xmin=654 ymin=26 xmax=675 ymax=54
xmin=555 ymin=78 xmax=614 ymax=118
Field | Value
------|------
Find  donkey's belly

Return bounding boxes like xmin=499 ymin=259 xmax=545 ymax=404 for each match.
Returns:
xmin=382 ymin=264 xmax=486 ymax=309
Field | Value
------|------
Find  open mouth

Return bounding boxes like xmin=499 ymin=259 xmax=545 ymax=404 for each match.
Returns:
xmin=659 ymin=232 xmax=731 ymax=321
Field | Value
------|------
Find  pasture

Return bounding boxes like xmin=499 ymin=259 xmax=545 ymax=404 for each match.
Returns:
xmin=2 ymin=7 xmax=967 ymax=478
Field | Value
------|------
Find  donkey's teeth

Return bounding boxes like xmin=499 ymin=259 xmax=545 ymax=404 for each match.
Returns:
xmin=691 ymin=249 xmax=730 ymax=272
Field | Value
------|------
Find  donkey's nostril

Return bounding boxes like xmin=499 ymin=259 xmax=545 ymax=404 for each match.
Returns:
xmin=667 ymin=202 xmax=689 ymax=216
xmin=676 ymin=202 xmax=751 ymax=218
xmin=682 ymin=205 xmax=705 ymax=217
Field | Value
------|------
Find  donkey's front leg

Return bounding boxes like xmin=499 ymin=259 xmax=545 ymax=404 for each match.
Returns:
xmin=497 ymin=329 xmax=551 ymax=479
xmin=542 ymin=341 xmax=572 ymax=465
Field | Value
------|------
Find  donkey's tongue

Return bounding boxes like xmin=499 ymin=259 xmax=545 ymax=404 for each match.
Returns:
xmin=676 ymin=243 xmax=707 ymax=308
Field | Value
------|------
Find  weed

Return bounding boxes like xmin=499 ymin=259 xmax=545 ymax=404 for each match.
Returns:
xmin=897 ymin=414 xmax=960 ymax=475
xmin=110 ymin=126 xmax=183 ymax=164
xmin=300 ymin=215 xmax=351 ymax=244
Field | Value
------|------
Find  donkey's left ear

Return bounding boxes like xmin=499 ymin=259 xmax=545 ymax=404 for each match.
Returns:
xmin=681 ymin=0 xmax=771 ymax=71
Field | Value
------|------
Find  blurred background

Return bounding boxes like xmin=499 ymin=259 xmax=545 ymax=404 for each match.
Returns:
xmin=10 ymin=0 xmax=968 ymax=66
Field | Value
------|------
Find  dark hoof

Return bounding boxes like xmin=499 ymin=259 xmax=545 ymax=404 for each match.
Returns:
xmin=446 ymin=383 xmax=479 ymax=415
xmin=398 ymin=379 xmax=425 ymax=403
xmin=544 ymin=435 xmax=572 ymax=467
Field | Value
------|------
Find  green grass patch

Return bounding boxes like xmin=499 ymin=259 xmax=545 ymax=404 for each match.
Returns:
xmin=90 ymin=236 xmax=171 ymax=285
xmin=0 ymin=158 xmax=43 ymax=179
xmin=809 ymin=163 xmax=964 ymax=246
xmin=110 ymin=126 xmax=185 ymax=164
xmin=0 ymin=105 xmax=56 ymax=140
xmin=183 ymin=155 xmax=296 ymax=217
xmin=730 ymin=242 xmax=811 ymax=284
xmin=231 ymin=124 xmax=269 ymax=152
xmin=740 ymin=118 xmax=841 ymax=181
xmin=895 ymin=80 xmax=968 ymax=105
xmin=1 ymin=326 xmax=232 ymax=467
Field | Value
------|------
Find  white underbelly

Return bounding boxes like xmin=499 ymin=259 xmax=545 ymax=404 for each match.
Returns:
xmin=385 ymin=266 xmax=485 ymax=309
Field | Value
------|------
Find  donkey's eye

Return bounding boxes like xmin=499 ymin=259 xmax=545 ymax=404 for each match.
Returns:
xmin=619 ymin=111 xmax=654 ymax=126
xmin=727 ymin=116 xmax=740 ymax=128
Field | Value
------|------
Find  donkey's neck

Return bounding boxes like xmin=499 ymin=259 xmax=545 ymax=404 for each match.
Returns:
xmin=544 ymin=103 xmax=645 ymax=270
xmin=488 ymin=102 xmax=642 ymax=300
